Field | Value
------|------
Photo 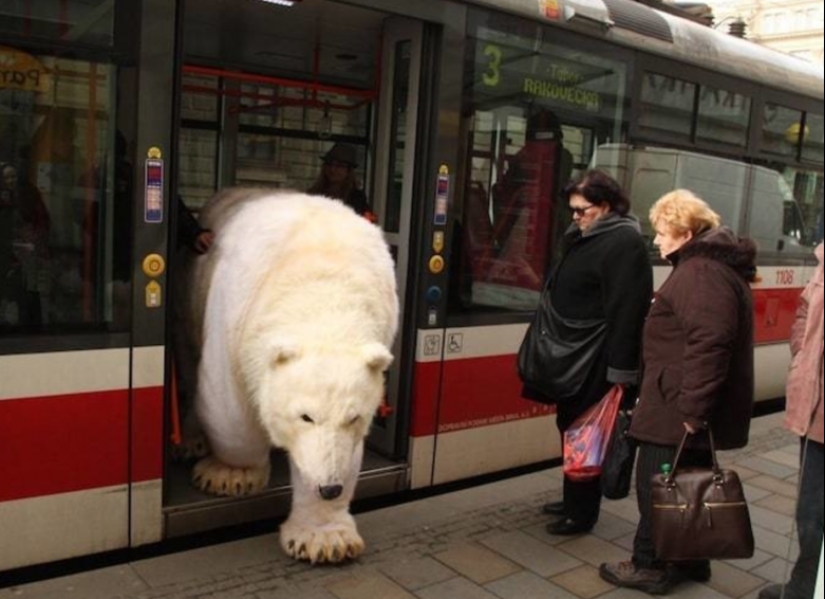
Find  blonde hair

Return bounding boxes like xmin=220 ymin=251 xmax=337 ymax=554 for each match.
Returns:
xmin=650 ymin=189 xmax=721 ymax=235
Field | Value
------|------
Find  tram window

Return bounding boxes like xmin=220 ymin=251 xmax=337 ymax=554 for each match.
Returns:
xmin=179 ymin=130 xmax=219 ymax=210
xmin=0 ymin=2 xmax=113 ymax=47
xmin=638 ymin=74 xmax=695 ymax=144
xmin=1 ymin=51 xmax=127 ymax=333
xmin=181 ymin=74 xmax=220 ymax=123
xmin=695 ymin=86 xmax=750 ymax=148
xmin=454 ymin=9 xmax=628 ymax=314
xmin=802 ymin=113 xmax=824 ymax=164
xmin=761 ymin=104 xmax=803 ymax=158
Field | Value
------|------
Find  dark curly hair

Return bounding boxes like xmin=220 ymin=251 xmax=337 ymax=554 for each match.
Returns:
xmin=562 ymin=169 xmax=630 ymax=216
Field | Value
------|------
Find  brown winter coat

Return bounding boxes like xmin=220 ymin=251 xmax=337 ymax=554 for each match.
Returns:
xmin=630 ymin=228 xmax=756 ymax=450
xmin=784 ymin=243 xmax=824 ymax=444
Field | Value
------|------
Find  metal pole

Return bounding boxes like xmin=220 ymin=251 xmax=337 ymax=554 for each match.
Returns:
xmin=816 ymin=541 xmax=824 ymax=599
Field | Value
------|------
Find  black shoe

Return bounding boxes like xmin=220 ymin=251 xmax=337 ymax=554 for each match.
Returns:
xmin=546 ymin=517 xmax=595 ymax=536
xmin=542 ymin=501 xmax=566 ymax=516
xmin=672 ymin=560 xmax=711 ymax=583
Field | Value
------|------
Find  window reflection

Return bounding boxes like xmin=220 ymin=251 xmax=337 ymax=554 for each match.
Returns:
xmin=0 ymin=49 xmax=125 ymax=332
xmin=763 ymin=103 xmax=803 ymax=157
xmin=452 ymin=11 xmax=627 ymax=313
xmin=639 ymin=74 xmax=695 ymax=143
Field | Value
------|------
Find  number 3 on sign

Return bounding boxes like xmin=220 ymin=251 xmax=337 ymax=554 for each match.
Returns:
xmin=483 ymin=44 xmax=502 ymax=87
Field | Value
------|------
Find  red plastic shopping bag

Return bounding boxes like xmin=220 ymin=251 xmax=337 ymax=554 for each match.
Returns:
xmin=563 ymin=384 xmax=624 ymax=481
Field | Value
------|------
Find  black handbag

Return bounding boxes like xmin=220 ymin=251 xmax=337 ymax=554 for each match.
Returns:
xmin=517 ymin=288 xmax=606 ymax=401
xmin=651 ymin=430 xmax=755 ymax=561
xmin=601 ymin=409 xmax=637 ymax=500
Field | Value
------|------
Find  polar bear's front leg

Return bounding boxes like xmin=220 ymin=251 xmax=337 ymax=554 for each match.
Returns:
xmin=191 ymin=401 xmax=272 ymax=497
xmin=280 ymin=443 xmax=364 ymax=564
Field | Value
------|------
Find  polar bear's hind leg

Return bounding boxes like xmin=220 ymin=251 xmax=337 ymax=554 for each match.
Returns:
xmin=192 ymin=456 xmax=270 ymax=497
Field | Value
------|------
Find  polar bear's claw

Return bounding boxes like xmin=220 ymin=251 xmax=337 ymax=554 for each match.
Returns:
xmin=280 ymin=516 xmax=365 ymax=564
xmin=191 ymin=456 xmax=269 ymax=497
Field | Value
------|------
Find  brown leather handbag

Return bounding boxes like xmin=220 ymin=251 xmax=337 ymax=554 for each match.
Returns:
xmin=651 ymin=430 xmax=755 ymax=561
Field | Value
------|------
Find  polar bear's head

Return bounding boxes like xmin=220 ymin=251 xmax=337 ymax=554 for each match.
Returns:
xmin=257 ymin=341 xmax=393 ymax=500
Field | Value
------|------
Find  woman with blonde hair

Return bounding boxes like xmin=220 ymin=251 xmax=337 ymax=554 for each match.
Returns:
xmin=600 ymin=189 xmax=756 ymax=594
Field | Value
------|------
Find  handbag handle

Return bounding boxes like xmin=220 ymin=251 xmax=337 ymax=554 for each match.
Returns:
xmin=667 ymin=427 xmax=721 ymax=482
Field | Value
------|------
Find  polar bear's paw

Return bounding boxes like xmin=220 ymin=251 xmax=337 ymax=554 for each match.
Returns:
xmin=171 ymin=433 xmax=210 ymax=462
xmin=280 ymin=515 xmax=365 ymax=564
xmin=191 ymin=456 xmax=270 ymax=497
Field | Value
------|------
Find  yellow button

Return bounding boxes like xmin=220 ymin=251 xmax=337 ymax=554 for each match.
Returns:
xmin=142 ymin=254 xmax=166 ymax=278
xmin=429 ymin=255 xmax=445 ymax=274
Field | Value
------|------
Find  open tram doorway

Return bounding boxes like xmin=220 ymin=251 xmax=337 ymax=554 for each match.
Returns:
xmin=164 ymin=0 xmax=425 ymax=536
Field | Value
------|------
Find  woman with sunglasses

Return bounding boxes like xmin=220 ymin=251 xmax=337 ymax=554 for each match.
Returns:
xmin=522 ymin=169 xmax=652 ymax=535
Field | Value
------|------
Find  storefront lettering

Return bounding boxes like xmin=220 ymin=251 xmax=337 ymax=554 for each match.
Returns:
xmin=523 ymin=77 xmax=601 ymax=112
xmin=0 ymin=68 xmax=44 ymax=90
xmin=0 ymin=46 xmax=50 ymax=92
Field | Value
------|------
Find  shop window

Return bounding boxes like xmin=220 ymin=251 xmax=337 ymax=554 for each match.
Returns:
xmin=802 ymin=113 xmax=824 ymax=165
xmin=451 ymin=10 xmax=628 ymax=314
xmin=638 ymin=74 xmax=695 ymax=143
xmin=762 ymin=103 xmax=803 ymax=157
xmin=696 ymin=85 xmax=751 ymax=147
xmin=1 ymin=49 xmax=125 ymax=332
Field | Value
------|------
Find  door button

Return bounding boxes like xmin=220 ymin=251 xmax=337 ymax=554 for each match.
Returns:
xmin=142 ymin=254 xmax=166 ymax=278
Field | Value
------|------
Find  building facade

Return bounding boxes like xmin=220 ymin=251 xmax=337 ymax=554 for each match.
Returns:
xmin=709 ymin=0 xmax=825 ymax=64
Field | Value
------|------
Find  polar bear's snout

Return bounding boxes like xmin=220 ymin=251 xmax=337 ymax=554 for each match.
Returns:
xmin=319 ymin=484 xmax=344 ymax=500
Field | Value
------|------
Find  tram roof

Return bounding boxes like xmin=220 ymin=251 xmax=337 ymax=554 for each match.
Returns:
xmin=468 ymin=0 xmax=824 ymax=102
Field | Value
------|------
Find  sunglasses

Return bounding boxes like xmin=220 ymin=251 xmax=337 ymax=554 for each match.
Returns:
xmin=570 ymin=205 xmax=597 ymax=217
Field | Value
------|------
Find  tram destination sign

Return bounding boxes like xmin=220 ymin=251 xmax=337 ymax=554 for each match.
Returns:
xmin=473 ymin=39 xmax=617 ymax=116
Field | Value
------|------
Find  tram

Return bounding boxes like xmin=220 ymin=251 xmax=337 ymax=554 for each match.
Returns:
xmin=0 ymin=0 xmax=822 ymax=572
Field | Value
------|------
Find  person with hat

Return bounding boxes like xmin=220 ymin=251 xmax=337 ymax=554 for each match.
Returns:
xmin=308 ymin=143 xmax=376 ymax=223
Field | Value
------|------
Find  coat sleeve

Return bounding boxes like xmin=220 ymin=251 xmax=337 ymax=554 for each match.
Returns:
xmin=671 ymin=260 xmax=742 ymax=429
xmin=601 ymin=232 xmax=653 ymax=385
xmin=790 ymin=278 xmax=812 ymax=358
xmin=177 ymin=195 xmax=205 ymax=251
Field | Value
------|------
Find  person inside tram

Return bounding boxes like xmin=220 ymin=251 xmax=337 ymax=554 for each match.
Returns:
xmin=307 ymin=142 xmax=376 ymax=223
xmin=0 ymin=162 xmax=51 ymax=329
xmin=600 ymin=190 xmax=756 ymax=595
xmin=758 ymin=240 xmax=823 ymax=599
xmin=521 ymin=170 xmax=652 ymax=536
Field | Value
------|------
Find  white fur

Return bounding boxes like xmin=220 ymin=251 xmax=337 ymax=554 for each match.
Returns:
xmin=178 ymin=189 xmax=398 ymax=563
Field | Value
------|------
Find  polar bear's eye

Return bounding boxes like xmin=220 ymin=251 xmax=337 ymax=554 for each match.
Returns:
xmin=349 ymin=416 xmax=361 ymax=425
xmin=301 ymin=414 xmax=315 ymax=424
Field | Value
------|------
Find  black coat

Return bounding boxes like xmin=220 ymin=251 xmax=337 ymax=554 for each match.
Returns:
xmin=524 ymin=214 xmax=653 ymax=430
xmin=629 ymin=228 xmax=756 ymax=450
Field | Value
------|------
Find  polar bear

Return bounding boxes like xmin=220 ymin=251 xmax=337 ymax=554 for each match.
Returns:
xmin=175 ymin=188 xmax=398 ymax=564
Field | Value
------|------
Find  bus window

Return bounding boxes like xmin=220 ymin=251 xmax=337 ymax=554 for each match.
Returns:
xmin=452 ymin=9 xmax=628 ymax=314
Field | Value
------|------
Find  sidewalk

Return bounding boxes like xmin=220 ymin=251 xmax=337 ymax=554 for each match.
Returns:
xmin=0 ymin=413 xmax=802 ymax=599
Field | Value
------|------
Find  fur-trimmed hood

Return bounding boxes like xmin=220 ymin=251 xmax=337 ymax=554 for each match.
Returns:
xmin=670 ymin=226 xmax=757 ymax=282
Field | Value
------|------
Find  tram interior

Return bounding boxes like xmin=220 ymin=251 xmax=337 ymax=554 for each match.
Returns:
xmin=165 ymin=0 xmax=408 ymax=533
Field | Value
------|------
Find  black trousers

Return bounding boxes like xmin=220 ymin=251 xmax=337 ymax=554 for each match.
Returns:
xmin=633 ymin=442 xmax=712 ymax=568
xmin=786 ymin=437 xmax=824 ymax=598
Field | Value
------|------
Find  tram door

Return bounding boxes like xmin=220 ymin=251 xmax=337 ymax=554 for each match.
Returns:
xmin=368 ymin=17 xmax=423 ymax=458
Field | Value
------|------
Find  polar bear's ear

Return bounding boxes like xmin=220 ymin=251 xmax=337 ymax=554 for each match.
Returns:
xmin=270 ymin=342 xmax=301 ymax=367
xmin=362 ymin=343 xmax=393 ymax=372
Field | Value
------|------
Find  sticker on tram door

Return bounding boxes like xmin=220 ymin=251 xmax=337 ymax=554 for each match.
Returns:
xmin=434 ymin=165 xmax=450 ymax=226
xmin=146 ymin=280 xmax=162 ymax=308
xmin=145 ymin=156 xmax=164 ymax=223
